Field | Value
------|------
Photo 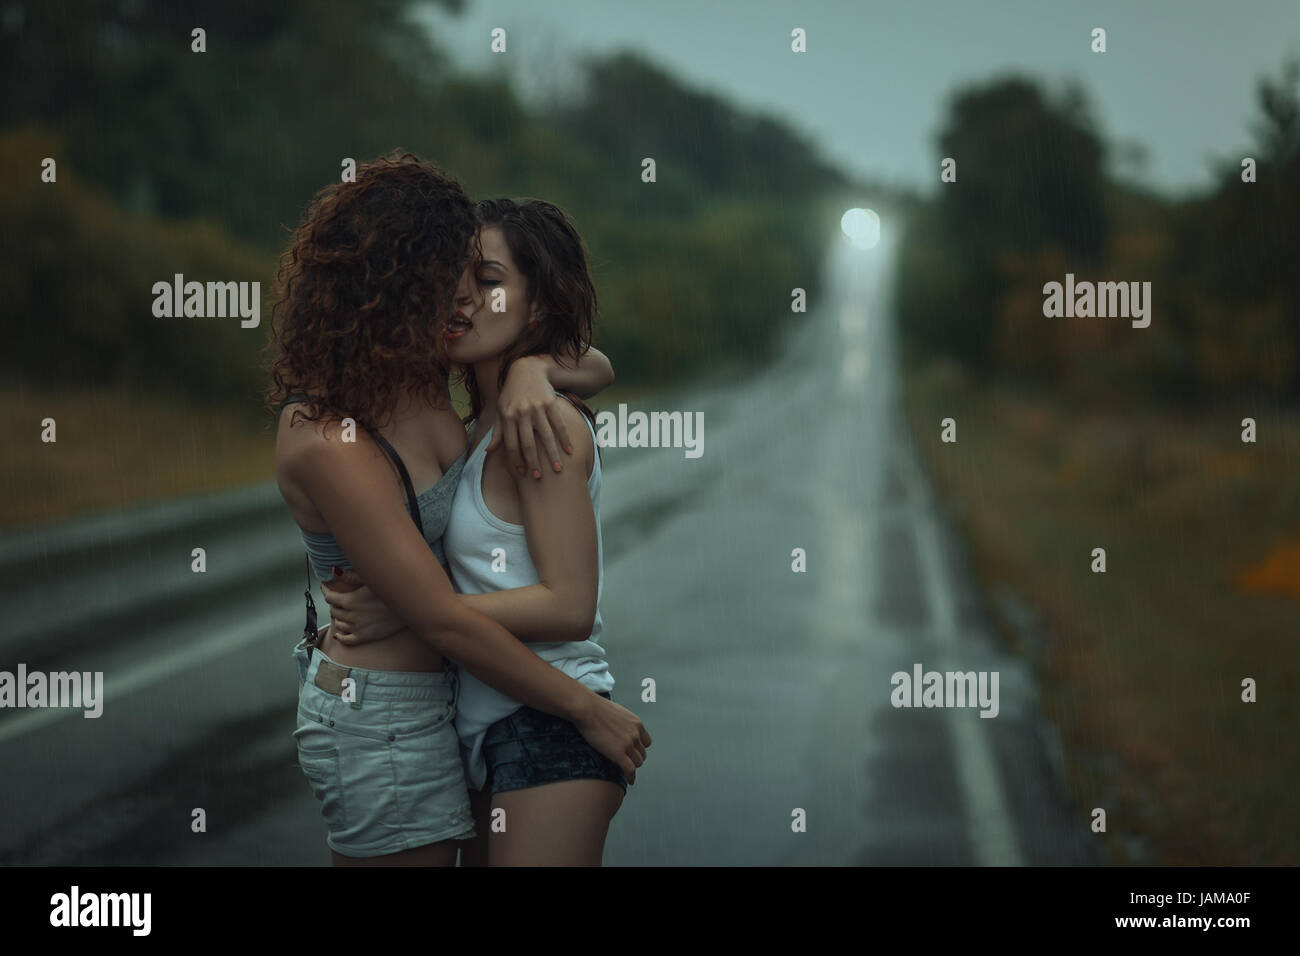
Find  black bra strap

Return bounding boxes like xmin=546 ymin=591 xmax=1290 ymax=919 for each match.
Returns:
xmin=281 ymin=392 xmax=424 ymax=534
xmin=372 ymin=433 xmax=425 ymax=537
xmin=302 ymin=554 xmax=319 ymax=649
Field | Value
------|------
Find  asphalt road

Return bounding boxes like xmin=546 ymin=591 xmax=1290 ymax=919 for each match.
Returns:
xmin=0 ymin=223 xmax=1100 ymax=866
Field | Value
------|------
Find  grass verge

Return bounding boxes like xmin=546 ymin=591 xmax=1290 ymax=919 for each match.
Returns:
xmin=3 ymin=380 xmax=670 ymax=531
xmin=1 ymin=386 xmax=274 ymax=530
xmin=901 ymin=358 xmax=1299 ymax=865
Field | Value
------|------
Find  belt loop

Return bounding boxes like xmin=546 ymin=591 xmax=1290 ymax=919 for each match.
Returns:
xmin=349 ymin=666 xmax=365 ymax=709
xmin=294 ymin=641 xmax=309 ymax=688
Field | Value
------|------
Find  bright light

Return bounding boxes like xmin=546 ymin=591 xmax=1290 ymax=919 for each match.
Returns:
xmin=840 ymin=207 xmax=881 ymax=249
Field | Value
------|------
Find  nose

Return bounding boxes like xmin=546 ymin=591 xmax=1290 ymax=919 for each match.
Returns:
xmin=454 ymin=268 xmax=473 ymax=309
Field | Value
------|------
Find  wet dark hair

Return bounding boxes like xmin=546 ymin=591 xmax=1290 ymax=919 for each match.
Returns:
xmin=265 ymin=149 xmax=478 ymax=432
xmin=461 ymin=198 xmax=599 ymax=428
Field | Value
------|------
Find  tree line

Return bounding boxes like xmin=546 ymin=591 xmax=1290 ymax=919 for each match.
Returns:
xmin=896 ymin=59 xmax=1300 ymax=407
xmin=0 ymin=0 xmax=847 ymax=412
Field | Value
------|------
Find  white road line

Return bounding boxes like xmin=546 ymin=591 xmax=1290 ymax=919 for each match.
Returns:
xmin=903 ymin=443 xmax=1024 ymax=866
xmin=0 ymin=604 xmax=300 ymax=745
xmin=853 ymin=221 xmax=1023 ymax=866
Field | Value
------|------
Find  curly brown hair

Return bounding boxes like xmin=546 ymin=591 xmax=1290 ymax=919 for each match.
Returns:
xmin=265 ymin=150 xmax=478 ymax=432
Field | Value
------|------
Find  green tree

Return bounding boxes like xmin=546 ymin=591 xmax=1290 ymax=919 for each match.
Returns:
xmin=899 ymin=75 xmax=1109 ymax=371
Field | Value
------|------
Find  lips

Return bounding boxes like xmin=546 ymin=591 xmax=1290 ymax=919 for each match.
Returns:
xmin=445 ymin=313 xmax=472 ymax=340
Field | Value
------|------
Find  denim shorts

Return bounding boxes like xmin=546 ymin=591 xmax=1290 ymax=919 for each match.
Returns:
xmin=481 ymin=691 xmax=629 ymax=796
xmin=293 ymin=637 xmax=475 ymax=857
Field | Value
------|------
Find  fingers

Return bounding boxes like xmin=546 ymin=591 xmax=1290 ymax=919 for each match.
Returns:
xmin=325 ymin=568 xmax=364 ymax=594
xmin=321 ymin=585 xmax=354 ymax=612
xmin=503 ymin=419 xmax=524 ymax=477
xmin=498 ymin=399 xmax=571 ymax=479
xmin=532 ymin=406 xmax=563 ymax=473
xmin=517 ymin=418 xmax=541 ymax=479
xmin=544 ymin=400 xmax=575 ymax=458
xmin=639 ymin=725 xmax=652 ymax=748
xmin=624 ymin=726 xmax=647 ymax=786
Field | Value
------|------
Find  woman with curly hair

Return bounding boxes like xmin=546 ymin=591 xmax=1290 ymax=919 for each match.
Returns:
xmin=268 ymin=152 xmax=650 ymax=867
xmin=324 ymin=198 xmax=631 ymax=865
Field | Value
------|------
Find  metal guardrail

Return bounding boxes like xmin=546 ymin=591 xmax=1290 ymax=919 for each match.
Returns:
xmin=0 ymin=380 xmax=715 ymax=670
xmin=0 ymin=482 xmax=300 ymax=667
xmin=0 ymin=481 xmax=284 ymax=570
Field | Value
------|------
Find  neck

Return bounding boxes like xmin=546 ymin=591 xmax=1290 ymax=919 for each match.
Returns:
xmin=473 ymin=357 xmax=505 ymax=425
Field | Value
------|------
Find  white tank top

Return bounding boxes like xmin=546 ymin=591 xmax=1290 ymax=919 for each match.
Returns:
xmin=446 ymin=409 xmax=614 ymax=792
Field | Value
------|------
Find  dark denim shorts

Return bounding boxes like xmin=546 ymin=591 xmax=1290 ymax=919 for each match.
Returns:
xmin=482 ymin=691 xmax=629 ymax=796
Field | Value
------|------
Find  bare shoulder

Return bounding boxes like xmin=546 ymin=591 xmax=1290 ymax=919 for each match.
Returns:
xmin=277 ymin=408 xmax=376 ymax=482
xmin=274 ymin=406 xmax=345 ymax=526
xmin=553 ymin=394 xmax=596 ymax=474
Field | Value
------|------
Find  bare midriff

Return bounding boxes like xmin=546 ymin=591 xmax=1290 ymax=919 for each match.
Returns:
xmin=315 ymin=564 xmax=455 ymax=673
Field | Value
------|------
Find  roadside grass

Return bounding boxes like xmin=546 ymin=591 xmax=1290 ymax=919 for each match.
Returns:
xmin=1 ymin=386 xmax=274 ymax=530
xmin=4 ymin=379 xmax=668 ymax=531
xmin=902 ymin=358 xmax=1300 ymax=865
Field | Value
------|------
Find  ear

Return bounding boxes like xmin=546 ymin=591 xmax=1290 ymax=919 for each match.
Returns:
xmin=528 ymin=303 xmax=542 ymax=328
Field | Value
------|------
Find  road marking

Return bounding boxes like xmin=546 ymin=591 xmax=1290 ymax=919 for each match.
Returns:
xmin=901 ymin=443 xmax=1024 ymax=866
xmin=843 ymin=226 xmax=1023 ymax=865
xmin=0 ymin=604 xmax=299 ymax=745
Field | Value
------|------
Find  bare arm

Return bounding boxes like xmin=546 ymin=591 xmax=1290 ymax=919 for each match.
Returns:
xmin=545 ymin=346 xmax=614 ymax=399
xmin=493 ymin=349 xmax=613 ymax=478
xmin=324 ymin=425 xmax=598 ymax=643
xmin=326 ymin=579 xmax=588 ymax=646
xmin=459 ymin=399 xmax=599 ymax=642
xmin=289 ymin=426 xmax=647 ymax=777
xmin=326 ymin=570 xmax=591 ymax=645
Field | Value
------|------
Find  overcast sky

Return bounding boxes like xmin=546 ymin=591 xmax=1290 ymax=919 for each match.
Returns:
xmin=413 ymin=0 xmax=1300 ymax=201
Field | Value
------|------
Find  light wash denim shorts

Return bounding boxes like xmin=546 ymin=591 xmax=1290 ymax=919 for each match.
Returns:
xmin=293 ymin=637 xmax=475 ymax=857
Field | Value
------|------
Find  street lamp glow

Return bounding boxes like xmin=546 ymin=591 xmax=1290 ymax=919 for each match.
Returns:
xmin=840 ymin=207 xmax=881 ymax=249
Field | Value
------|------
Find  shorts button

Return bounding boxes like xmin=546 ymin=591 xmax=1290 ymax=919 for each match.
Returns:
xmin=328 ymin=720 xmax=335 ymax=727
xmin=388 ymin=734 xmax=396 ymax=741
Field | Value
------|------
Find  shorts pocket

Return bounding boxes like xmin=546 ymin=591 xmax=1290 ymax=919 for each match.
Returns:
xmin=324 ymin=709 xmax=395 ymax=743
xmin=295 ymin=743 xmax=346 ymax=833
xmin=302 ymin=695 xmax=395 ymax=744
xmin=388 ymin=699 xmax=455 ymax=739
